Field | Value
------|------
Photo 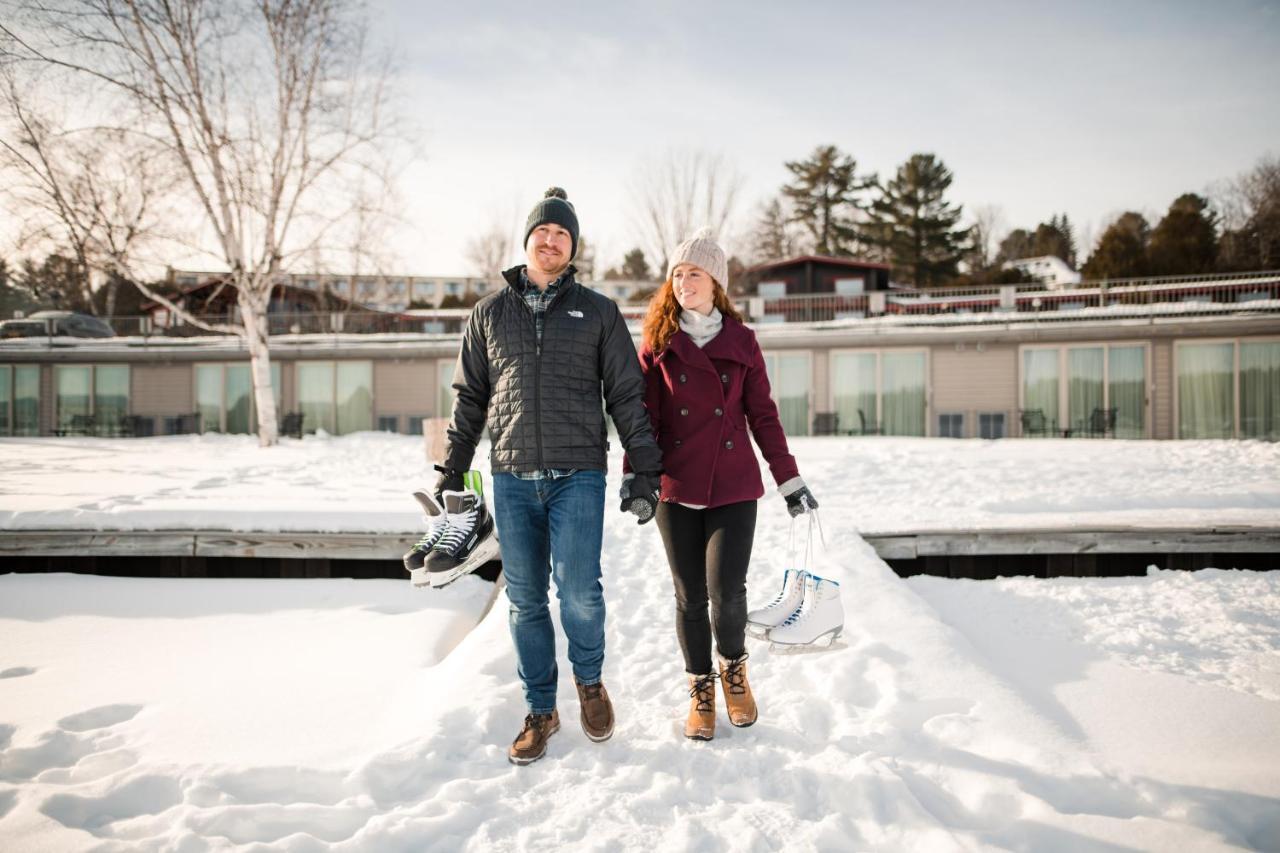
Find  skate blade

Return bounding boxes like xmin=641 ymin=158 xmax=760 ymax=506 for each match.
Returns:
xmin=768 ymin=626 xmax=844 ymax=654
xmin=427 ymin=534 xmax=503 ymax=589
xmin=744 ymin=622 xmax=773 ymax=640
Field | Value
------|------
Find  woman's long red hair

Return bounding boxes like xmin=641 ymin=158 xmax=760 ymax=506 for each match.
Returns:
xmin=641 ymin=277 xmax=743 ymax=354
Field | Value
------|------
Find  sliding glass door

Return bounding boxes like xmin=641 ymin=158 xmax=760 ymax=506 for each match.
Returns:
xmin=296 ymin=360 xmax=372 ymax=435
xmin=829 ymin=349 xmax=928 ymax=436
xmin=1177 ymin=343 xmax=1234 ymax=439
xmin=763 ymin=352 xmax=811 ymax=436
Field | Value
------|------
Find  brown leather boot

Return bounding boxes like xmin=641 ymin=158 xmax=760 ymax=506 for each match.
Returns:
xmin=508 ymin=710 xmax=560 ymax=765
xmin=718 ymin=652 xmax=758 ymax=727
xmin=575 ymin=681 xmax=615 ymax=742
xmin=685 ymin=673 xmax=717 ymax=740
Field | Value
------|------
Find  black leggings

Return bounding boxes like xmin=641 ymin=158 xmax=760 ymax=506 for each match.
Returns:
xmin=655 ymin=500 xmax=757 ymax=675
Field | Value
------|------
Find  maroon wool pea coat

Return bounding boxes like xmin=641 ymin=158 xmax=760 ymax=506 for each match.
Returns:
xmin=623 ymin=314 xmax=800 ymax=509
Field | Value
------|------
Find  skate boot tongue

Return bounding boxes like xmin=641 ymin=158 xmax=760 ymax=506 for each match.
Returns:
xmin=442 ymin=490 xmax=477 ymax=515
xmin=413 ymin=489 xmax=444 ymax=517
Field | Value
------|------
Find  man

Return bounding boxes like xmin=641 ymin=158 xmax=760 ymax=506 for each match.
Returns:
xmin=436 ymin=187 xmax=663 ymax=765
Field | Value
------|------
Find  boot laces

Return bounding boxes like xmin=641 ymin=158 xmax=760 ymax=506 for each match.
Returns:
xmin=722 ymin=654 xmax=749 ymax=696
xmin=521 ymin=712 xmax=553 ymax=736
xmin=433 ymin=505 xmax=477 ymax=552
xmin=689 ymin=673 xmax=717 ymax=713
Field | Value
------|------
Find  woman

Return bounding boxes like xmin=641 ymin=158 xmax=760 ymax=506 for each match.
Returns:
xmin=623 ymin=228 xmax=818 ymax=741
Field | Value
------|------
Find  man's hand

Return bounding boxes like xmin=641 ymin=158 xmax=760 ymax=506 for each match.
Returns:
xmin=433 ymin=464 xmax=464 ymax=500
xmin=619 ymin=471 xmax=661 ymax=525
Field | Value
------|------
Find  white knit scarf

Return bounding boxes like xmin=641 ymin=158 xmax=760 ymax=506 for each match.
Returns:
xmin=679 ymin=307 xmax=723 ymax=348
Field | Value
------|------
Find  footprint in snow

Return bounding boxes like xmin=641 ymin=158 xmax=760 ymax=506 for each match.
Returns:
xmin=57 ymin=704 xmax=143 ymax=733
xmin=0 ymin=667 xmax=36 ymax=679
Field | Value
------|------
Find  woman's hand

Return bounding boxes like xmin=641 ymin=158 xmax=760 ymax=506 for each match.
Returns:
xmin=780 ymin=477 xmax=818 ymax=517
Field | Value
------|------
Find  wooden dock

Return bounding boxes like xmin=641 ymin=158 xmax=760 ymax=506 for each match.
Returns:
xmin=1 ymin=526 xmax=1276 ymax=579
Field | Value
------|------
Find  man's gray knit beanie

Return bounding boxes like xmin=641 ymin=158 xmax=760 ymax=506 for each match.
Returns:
xmin=524 ymin=187 xmax=579 ymax=259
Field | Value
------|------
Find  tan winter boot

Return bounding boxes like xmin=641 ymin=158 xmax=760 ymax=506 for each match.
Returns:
xmin=718 ymin=652 xmax=758 ymax=727
xmin=685 ymin=673 xmax=717 ymax=741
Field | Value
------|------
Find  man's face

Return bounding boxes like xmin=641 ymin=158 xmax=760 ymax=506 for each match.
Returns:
xmin=525 ymin=223 xmax=573 ymax=277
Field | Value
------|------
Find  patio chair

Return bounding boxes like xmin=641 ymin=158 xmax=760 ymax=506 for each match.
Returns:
xmin=280 ymin=411 xmax=304 ymax=439
xmin=69 ymin=413 xmax=97 ymax=436
xmin=118 ymin=414 xmax=154 ymax=437
xmin=1018 ymin=408 xmax=1051 ymax=437
xmin=857 ymin=409 xmax=882 ymax=436
xmin=812 ymin=411 xmax=840 ymax=436
xmin=1083 ymin=406 xmax=1117 ymax=438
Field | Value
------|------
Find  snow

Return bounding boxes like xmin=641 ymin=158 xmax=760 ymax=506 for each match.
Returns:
xmin=1 ymin=434 xmax=1279 ymax=850
xmin=4 ymin=433 xmax=1279 ymax=534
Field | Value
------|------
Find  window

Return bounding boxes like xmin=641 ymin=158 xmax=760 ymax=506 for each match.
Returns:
xmin=196 ymin=363 xmax=282 ymax=434
xmin=408 ymin=416 xmax=425 ymax=436
xmin=938 ymin=413 xmax=964 ymax=438
xmin=52 ymin=365 xmax=131 ymax=435
xmin=446 ymin=282 xmax=461 ymax=296
xmin=979 ymin=412 xmax=1006 ymax=439
xmin=1176 ymin=339 xmax=1279 ymax=440
xmin=437 ymin=359 xmax=456 ymax=418
xmin=378 ymin=415 xmax=399 ymax=433
xmin=296 ymin=361 xmax=373 ymax=435
xmin=0 ymin=365 xmax=39 ymax=435
xmin=831 ymin=350 xmax=928 ymax=436
xmin=1022 ymin=344 xmax=1149 ymax=437
xmin=762 ymin=352 xmax=811 ymax=436
xmin=834 ymin=277 xmax=865 ymax=295
xmin=758 ymin=281 xmax=786 ymax=299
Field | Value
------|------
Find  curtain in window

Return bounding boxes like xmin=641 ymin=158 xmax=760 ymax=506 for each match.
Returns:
xmin=1022 ymin=349 xmax=1059 ymax=429
xmin=55 ymin=366 xmax=91 ymax=433
xmin=336 ymin=362 xmax=373 ymax=434
xmin=831 ymin=353 xmax=877 ymax=435
xmin=0 ymin=367 xmax=9 ymax=434
xmin=765 ymin=354 xmax=810 ymax=436
xmin=298 ymin=362 xmax=335 ymax=434
xmin=437 ymin=360 xmax=456 ymax=419
xmin=94 ymin=366 xmax=129 ymax=437
xmin=196 ymin=365 xmax=224 ymax=433
xmin=14 ymin=366 xmax=38 ymax=436
xmin=1177 ymin=343 xmax=1234 ymax=438
xmin=882 ymin=352 xmax=926 ymax=436
xmin=1240 ymin=341 xmax=1279 ymax=440
xmin=225 ymin=365 xmax=253 ymax=434
xmin=1067 ymin=347 xmax=1104 ymax=435
xmin=1108 ymin=346 xmax=1146 ymax=438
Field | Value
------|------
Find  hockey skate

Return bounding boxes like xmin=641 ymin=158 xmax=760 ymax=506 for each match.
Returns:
xmin=745 ymin=568 xmax=808 ymax=638
xmin=768 ymin=572 xmax=844 ymax=652
xmin=422 ymin=473 xmax=501 ymax=589
xmin=404 ymin=488 xmax=449 ymax=587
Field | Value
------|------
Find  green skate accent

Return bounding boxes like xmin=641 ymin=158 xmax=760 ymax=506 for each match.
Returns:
xmin=464 ymin=470 xmax=484 ymax=498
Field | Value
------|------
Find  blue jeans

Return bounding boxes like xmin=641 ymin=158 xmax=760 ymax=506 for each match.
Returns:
xmin=493 ymin=470 xmax=606 ymax=714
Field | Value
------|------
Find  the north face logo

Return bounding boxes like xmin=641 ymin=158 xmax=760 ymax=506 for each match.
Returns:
xmin=568 ymin=310 xmax=584 ymax=318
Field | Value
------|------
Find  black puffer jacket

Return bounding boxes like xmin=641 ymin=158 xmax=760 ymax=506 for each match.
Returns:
xmin=443 ymin=266 xmax=662 ymax=476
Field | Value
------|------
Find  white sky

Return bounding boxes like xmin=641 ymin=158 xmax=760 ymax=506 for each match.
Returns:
xmin=370 ymin=0 xmax=1280 ymax=276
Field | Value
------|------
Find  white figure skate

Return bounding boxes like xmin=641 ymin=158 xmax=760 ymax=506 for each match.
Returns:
xmin=768 ymin=573 xmax=844 ymax=650
xmin=746 ymin=568 xmax=808 ymax=638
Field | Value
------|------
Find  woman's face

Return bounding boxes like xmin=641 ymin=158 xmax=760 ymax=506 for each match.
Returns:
xmin=672 ymin=263 xmax=716 ymax=315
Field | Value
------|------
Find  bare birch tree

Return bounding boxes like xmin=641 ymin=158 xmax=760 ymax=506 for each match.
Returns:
xmin=464 ymin=212 xmax=515 ymax=283
xmin=629 ymin=148 xmax=744 ymax=276
xmin=1 ymin=0 xmax=395 ymax=445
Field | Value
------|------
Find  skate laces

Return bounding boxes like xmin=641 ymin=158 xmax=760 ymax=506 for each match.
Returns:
xmin=413 ymin=515 xmax=447 ymax=551
xmin=689 ymin=673 xmax=717 ymax=712
xmin=433 ymin=500 xmax=478 ymax=553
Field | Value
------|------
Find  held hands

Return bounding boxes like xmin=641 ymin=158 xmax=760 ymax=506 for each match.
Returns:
xmin=781 ymin=477 xmax=819 ymax=518
xmin=619 ymin=471 xmax=661 ymax=525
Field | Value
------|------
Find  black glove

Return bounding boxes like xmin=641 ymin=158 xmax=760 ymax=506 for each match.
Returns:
xmin=785 ymin=485 xmax=818 ymax=518
xmin=620 ymin=471 xmax=661 ymax=525
xmin=432 ymin=464 xmax=464 ymax=500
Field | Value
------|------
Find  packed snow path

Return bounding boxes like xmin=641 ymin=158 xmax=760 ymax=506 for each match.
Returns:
xmin=2 ymin=534 xmax=1278 ymax=849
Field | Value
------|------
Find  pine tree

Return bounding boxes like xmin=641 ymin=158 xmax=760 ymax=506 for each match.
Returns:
xmin=1032 ymin=214 xmax=1077 ymax=267
xmin=781 ymin=145 xmax=875 ymax=256
xmin=751 ymin=197 xmax=797 ymax=263
xmin=996 ymin=229 xmax=1035 ymax=265
xmin=620 ymin=248 xmax=653 ymax=281
xmin=1082 ymin=212 xmax=1150 ymax=280
xmin=872 ymin=153 xmax=971 ymax=287
xmin=1148 ymin=194 xmax=1218 ymax=275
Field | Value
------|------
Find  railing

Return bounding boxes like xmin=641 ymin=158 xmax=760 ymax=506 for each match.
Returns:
xmin=751 ymin=271 xmax=1280 ymax=325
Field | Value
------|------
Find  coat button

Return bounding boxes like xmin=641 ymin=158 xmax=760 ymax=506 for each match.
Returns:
xmin=674 ymin=439 xmax=682 ymax=447
xmin=720 ymin=373 xmax=728 ymax=383
xmin=680 ymin=407 xmax=689 ymax=416
xmin=725 ymin=440 xmax=734 ymax=449
xmin=715 ymin=407 xmax=723 ymax=416
xmin=679 ymin=373 xmax=687 ymax=383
